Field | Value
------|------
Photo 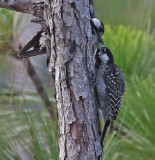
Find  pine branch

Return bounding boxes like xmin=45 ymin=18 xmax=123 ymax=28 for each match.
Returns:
xmin=27 ymin=59 xmax=56 ymax=121
xmin=0 ymin=0 xmax=44 ymax=17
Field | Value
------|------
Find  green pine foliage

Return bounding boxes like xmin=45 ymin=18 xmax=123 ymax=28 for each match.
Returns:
xmin=95 ymin=0 xmax=155 ymax=32
xmin=103 ymin=25 xmax=155 ymax=80
xmin=102 ymin=25 xmax=155 ymax=160
xmin=0 ymin=0 xmax=155 ymax=159
xmin=0 ymin=9 xmax=14 ymax=53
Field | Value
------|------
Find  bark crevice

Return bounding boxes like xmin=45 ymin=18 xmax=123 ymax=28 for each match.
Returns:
xmin=45 ymin=0 xmax=103 ymax=158
xmin=0 ymin=0 xmax=103 ymax=159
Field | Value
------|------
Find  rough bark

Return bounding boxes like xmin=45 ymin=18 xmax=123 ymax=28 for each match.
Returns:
xmin=0 ymin=0 xmax=103 ymax=159
xmin=44 ymin=0 xmax=103 ymax=159
xmin=12 ymin=13 xmax=55 ymax=120
xmin=0 ymin=0 xmax=44 ymax=17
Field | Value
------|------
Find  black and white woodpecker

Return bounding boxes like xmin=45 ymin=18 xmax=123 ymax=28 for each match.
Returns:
xmin=18 ymin=19 xmax=51 ymax=67
xmin=94 ymin=47 xmax=125 ymax=147
xmin=90 ymin=18 xmax=104 ymax=46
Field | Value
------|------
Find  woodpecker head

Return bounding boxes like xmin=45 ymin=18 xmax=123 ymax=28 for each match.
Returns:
xmin=95 ymin=47 xmax=114 ymax=66
xmin=90 ymin=18 xmax=104 ymax=35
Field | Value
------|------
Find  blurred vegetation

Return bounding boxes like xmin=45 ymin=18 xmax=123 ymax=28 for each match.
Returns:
xmin=0 ymin=0 xmax=155 ymax=159
xmin=95 ymin=0 xmax=155 ymax=32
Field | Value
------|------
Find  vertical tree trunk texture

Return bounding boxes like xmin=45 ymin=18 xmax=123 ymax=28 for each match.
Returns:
xmin=44 ymin=0 xmax=102 ymax=159
xmin=0 ymin=0 xmax=103 ymax=159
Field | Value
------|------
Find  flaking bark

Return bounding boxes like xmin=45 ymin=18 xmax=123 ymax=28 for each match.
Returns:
xmin=44 ymin=0 xmax=103 ymax=159
xmin=0 ymin=0 xmax=103 ymax=159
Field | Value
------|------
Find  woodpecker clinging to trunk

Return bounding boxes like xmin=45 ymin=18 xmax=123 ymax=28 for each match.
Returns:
xmin=18 ymin=19 xmax=51 ymax=67
xmin=90 ymin=18 xmax=104 ymax=46
xmin=94 ymin=47 xmax=125 ymax=147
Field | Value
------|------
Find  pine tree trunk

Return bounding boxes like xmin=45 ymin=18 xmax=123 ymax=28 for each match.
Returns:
xmin=0 ymin=0 xmax=103 ymax=159
xmin=44 ymin=0 xmax=103 ymax=159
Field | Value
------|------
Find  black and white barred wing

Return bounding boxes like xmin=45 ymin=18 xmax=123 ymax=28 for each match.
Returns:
xmin=104 ymin=64 xmax=125 ymax=120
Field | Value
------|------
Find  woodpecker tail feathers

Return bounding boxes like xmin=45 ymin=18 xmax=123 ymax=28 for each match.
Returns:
xmin=100 ymin=120 xmax=110 ymax=148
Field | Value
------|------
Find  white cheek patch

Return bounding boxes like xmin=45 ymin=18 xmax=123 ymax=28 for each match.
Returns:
xmin=93 ymin=18 xmax=101 ymax=28
xmin=100 ymin=54 xmax=109 ymax=64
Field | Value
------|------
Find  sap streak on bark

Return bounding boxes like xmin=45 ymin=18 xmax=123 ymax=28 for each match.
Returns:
xmin=44 ymin=0 xmax=103 ymax=159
